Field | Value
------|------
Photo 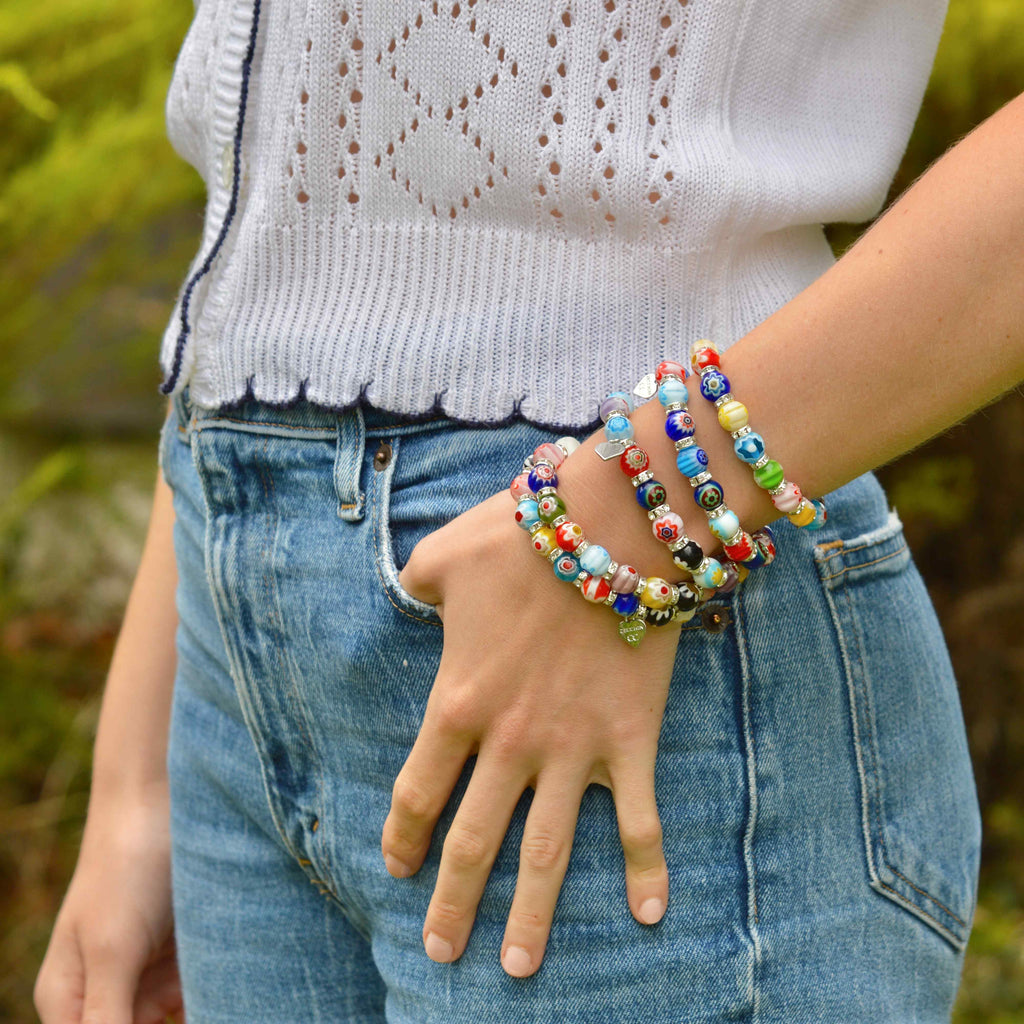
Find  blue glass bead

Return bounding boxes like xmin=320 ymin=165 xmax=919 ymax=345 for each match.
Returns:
xmin=676 ymin=446 xmax=709 ymax=479
xmin=742 ymin=548 xmax=766 ymax=571
xmin=709 ymin=510 xmax=740 ymax=542
xmin=515 ymin=498 xmax=540 ymax=531
xmin=603 ymin=413 xmax=635 ymax=444
xmin=552 ymin=552 xmax=582 ymax=582
xmin=657 ymin=379 xmax=689 ymax=407
xmin=805 ymin=498 xmax=828 ymax=531
xmin=527 ymin=466 xmax=558 ymax=493
xmin=733 ymin=432 xmax=766 ymax=463
xmin=612 ymin=591 xmax=640 ymax=617
xmin=579 ymin=544 xmax=612 ymax=576
xmin=599 ymin=393 xmax=633 ymax=423
xmin=693 ymin=557 xmax=725 ymax=590
xmin=694 ymin=479 xmax=724 ymax=511
xmin=699 ymin=369 xmax=730 ymax=401
xmin=664 ymin=409 xmax=696 ymax=442
xmin=635 ymin=479 xmax=668 ymax=510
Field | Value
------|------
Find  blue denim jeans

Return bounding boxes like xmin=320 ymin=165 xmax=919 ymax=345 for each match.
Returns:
xmin=159 ymin=386 xmax=980 ymax=1023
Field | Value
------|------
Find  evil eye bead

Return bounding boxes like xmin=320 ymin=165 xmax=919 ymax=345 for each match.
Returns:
xmin=734 ymin=432 xmax=766 ymax=463
xmin=579 ymin=544 xmax=612 ymax=577
xmin=709 ymin=510 xmax=741 ymax=542
xmin=717 ymin=400 xmax=749 ymax=433
xmin=805 ymin=498 xmax=828 ymax=531
xmin=788 ymin=500 xmax=817 ymax=528
xmin=536 ymin=493 xmax=566 ymax=524
xmin=514 ymin=498 xmax=540 ymax=530
xmin=652 ymin=512 xmax=685 ymax=544
xmin=635 ymin=479 xmax=668 ymax=511
xmin=640 ymin=577 xmax=674 ymax=610
xmin=657 ymin=379 xmax=689 ymax=407
xmin=620 ymin=445 xmax=650 ymax=477
xmin=694 ymin=479 xmax=724 ymax=512
xmin=612 ymin=591 xmax=640 ymax=617
xmin=510 ymin=472 xmax=533 ymax=501
xmin=699 ymin=369 xmax=730 ymax=401
xmin=599 ymin=393 xmax=633 ymax=423
xmin=692 ymin=558 xmax=725 ymax=591
xmin=532 ymin=442 xmax=566 ymax=468
xmin=528 ymin=463 xmax=558 ymax=492
xmin=581 ymin=574 xmax=613 ymax=603
xmin=676 ymin=446 xmax=709 ymax=479
xmin=715 ymin=562 xmax=742 ymax=595
xmin=604 ymin=413 xmax=634 ymax=444
xmin=553 ymin=552 xmax=582 ymax=582
xmin=655 ymin=359 xmax=688 ymax=382
xmin=754 ymin=526 xmax=777 ymax=564
xmin=556 ymin=520 xmax=585 ymax=551
xmin=671 ymin=539 xmax=704 ymax=572
xmin=532 ymin=526 xmax=559 ymax=557
xmin=753 ymin=459 xmax=785 ymax=491
xmin=770 ymin=480 xmax=803 ymax=513
xmin=690 ymin=339 xmax=721 ymax=372
xmin=723 ymin=531 xmax=755 ymax=563
xmin=665 ymin=410 xmax=697 ymax=442
xmin=610 ymin=564 xmax=640 ymax=593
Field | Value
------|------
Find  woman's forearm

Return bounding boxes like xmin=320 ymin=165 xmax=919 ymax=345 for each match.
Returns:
xmin=89 ymin=456 xmax=178 ymax=801
xmin=559 ymin=91 xmax=1024 ymax=567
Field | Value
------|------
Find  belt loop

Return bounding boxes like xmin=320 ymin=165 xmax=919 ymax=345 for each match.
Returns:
xmin=335 ymin=406 xmax=366 ymax=522
xmin=173 ymin=385 xmax=194 ymax=442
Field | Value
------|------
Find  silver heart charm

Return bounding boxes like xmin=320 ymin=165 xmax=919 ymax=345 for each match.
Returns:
xmin=596 ymin=440 xmax=626 ymax=461
xmin=633 ymin=373 xmax=658 ymax=400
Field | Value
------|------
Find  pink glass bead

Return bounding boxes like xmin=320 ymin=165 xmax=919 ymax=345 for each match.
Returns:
xmin=620 ymin=445 xmax=650 ymax=477
xmin=610 ymin=564 xmax=640 ymax=593
xmin=655 ymin=359 xmax=687 ymax=382
xmin=532 ymin=527 xmax=559 ymax=557
xmin=556 ymin=521 xmax=585 ymax=551
xmin=533 ymin=442 xmax=566 ymax=469
xmin=652 ymin=512 xmax=685 ymax=545
xmin=770 ymin=480 xmax=803 ymax=513
xmin=510 ymin=472 xmax=532 ymax=501
xmin=580 ymin=574 xmax=612 ymax=603
xmin=691 ymin=340 xmax=721 ymax=372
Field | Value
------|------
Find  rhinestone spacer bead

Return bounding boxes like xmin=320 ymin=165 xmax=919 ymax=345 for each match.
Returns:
xmin=714 ymin=393 xmax=732 ymax=408
xmin=674 ymin=438 xmax=696 ymax=451
xmin=732 ymin=426 xmax=753 ymax=438
xmin=752 ymin=454 xmax=771 ymax=469
xmin=663 ymin=402 xmax=686 ymax=413
xmin=691 ymin=471 xmax=712 ymax=486
xmin=550 ymin=514 xmax=568 ymax=528
xmin=647 ymin=503 xmax=672 ymax=521
xmin=631 ymin=470 xmax=655 ymax=487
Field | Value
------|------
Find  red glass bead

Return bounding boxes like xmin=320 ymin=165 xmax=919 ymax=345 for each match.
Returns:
xmin=655 ymin=359 xmax=687 ymax=382
xmin=581 ymin=574 xmax=612 ymax=603
xmin=619 ymin=445 xmax=650 ymax=477
xmin=510 ymin=472 xmax=532 ymax=501
xmin=723 ymin=532 xmax=755 ymax=562
xmin=691 ymin=344 xmax=721 ymax=371
xmin=555 ymin=521 xmax=585 ymax=551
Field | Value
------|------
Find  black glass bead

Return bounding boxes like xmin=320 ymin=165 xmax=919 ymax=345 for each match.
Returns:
xmin=647 ymin=606 xmax=677 ymax=628
xmin=675 ymin=583 xmax=700 ymax=612
xmin=672 ymin=540 xmax=704 ymax=571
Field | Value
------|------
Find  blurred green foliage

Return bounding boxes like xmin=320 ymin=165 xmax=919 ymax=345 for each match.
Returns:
xmin=1 ymin=0 xmax=1023 ymax=1020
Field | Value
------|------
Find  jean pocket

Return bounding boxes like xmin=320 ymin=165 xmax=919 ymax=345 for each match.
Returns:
xmin=814 ymin=511 xmax=981 ymax=949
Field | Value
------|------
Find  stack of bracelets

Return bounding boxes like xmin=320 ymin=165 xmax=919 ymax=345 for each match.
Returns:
xmin=509 ymin=343 xmax=828 ymax=647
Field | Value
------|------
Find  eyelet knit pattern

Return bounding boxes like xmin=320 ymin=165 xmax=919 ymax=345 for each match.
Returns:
xmin=161 ymin=0 xmax=946 ymax=429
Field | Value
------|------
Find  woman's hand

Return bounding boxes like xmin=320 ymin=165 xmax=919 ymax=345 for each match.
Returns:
xmin=382 ymin=489 xmax=681 ymax=978
xmin=34 ymin=788 xmax=183 ymax=1024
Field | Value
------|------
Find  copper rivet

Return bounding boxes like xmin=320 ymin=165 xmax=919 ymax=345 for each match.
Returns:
xmin=373 ymin=441 xmax=393 ymax=470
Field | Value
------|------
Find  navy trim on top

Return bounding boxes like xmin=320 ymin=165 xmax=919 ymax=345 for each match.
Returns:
xmin=160 ymin=0 xmax=263 ymax=396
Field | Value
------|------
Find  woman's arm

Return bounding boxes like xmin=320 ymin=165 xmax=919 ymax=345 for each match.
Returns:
xmin=35 ymin=453 xmax=184 ymax=1024
xmin=385 ymin=89 xmax=1024 ymax=981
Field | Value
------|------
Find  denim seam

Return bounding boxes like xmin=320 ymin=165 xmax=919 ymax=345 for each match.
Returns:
xmin=819 ymin=545 xmax=908 ymax=582
xmin=197 ymin=415 xmax=340 ymax=434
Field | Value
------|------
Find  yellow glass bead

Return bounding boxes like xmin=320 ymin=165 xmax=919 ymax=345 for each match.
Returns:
xmin=640 ymin=577 xmax=673 ymax=610
xmin=717 ymin=399 xmax=749 ymax=432
xmin=787 ymin=501 xmax=816 ymax=528
xmin=733 ymin=563 xmax=751 ymax=584
xmin=531 ymin=526 xmax=559 ymax=557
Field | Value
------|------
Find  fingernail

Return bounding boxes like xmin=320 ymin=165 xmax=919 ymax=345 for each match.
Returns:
xmin=638 ymin=897 xmax=666 ymax=924
xmin=501 ymin=945 xmax=533 ymax=977
xmin=425 ymin=932 xmax=455 ymax=962
xmin=384 ymin=854 xmax=413 ymax=878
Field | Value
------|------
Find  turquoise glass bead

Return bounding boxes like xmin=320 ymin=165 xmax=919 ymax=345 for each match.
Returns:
xmin=579 ymin=544 xmax=612 ymax=576
xmin=734 ymin=433 xmax=765 ymax=463
xmin=635 ymin=479 xmax=668 ymax=510
xmin=514 ymin=498 xmax=540 ymax=531
xmin=553 ymin=552 xmax=582 ymax=582
xmin=676 ymin=446 xmax=709 ymax=479
xmin=805 ymin=498 xmax=828 ymax=531
xmin=657 ymin=379 xmax=689 ymax=407
xmin=694 ymin=480 xmax=724 ymax=511
xmin=709 ymin=510 xmax=740 ymax=542
xmin=693 ymin=558 xmax=725 ymax=590
xmin=612 ymin=591 xmax=640 ymax=617
xmin=604 ymin=413 xmax=635 ymax=444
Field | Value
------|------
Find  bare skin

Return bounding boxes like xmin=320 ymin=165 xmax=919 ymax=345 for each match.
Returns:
xmin=37 ymin=90 xmax=1024 ymax=1018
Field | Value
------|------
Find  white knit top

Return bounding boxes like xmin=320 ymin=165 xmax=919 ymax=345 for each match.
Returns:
xmin=160 ymin=0 xmax=947 ymax=429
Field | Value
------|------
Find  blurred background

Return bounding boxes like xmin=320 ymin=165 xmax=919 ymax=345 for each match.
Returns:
xmin=1 ymin=0 xmax=1022 ymax=1019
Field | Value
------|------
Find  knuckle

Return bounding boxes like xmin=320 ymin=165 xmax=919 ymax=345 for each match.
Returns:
xmin=443 ymin=825 xmax=491 ymax=870
xmin=432 ymin=686 xmax=479 ymax=736
xmin=620 ymin=815 xmax=663 ymax=856
xmin=428 ymin=897 xmax=470 ymax=928
xmin=508 ymin=905 xmax=547 ymax=935
xmin=520 ymin=832 xmax=566 ymax=872
xmin=391 ymin=773 xmax=436 ymax=821
xmin=488 ymin=715 xmax=530 ymax=763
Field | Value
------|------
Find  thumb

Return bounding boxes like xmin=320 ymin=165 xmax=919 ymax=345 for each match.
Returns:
xmin=398 ymin=539 xmax=445 ymax=606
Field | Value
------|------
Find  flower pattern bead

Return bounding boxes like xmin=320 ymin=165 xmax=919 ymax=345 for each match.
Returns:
xmin=657 ymin=379 xmax=689 ymax=407
xmin=635 ymin=479 xmax=668 ymax=511
xmin=652 ymin=512 xmax=685 ymax=544
xmin=690 ymin=340 xmax=721 ymax=372
xmin=717 ymin=399 xmax=749 ymax=432
xmin=581 ymin=574 xmax=613 ymax=603
xmin=610 ymin=564 xmax=640 ymax=593
xmin=620 ymin=445 xmax=650 ymax=476
xmin=734 ymin=432 xmax=766 ymax=463
xmin=647 ymin=607 xmax=678 ymax=628
xmin=675 ymin=582 xmax=701 ymax=612
xmin=555 ymin=520 xmax=585 ymax=551
xmin=675 ymin=446 xmax=709 ymax=479
xmin=723 ymin=532 xmax=755 ymax=562
xmin=709 ymin=510 xmax=741 ymax=542
xmin=532 ymin=526 xmax=559 ymax=557
xmin=603 ymin=414 xmax=634 ymax=444
xmin=536 ymin=493 xmax=566 ymax=524
xmin=671 ymin=539 xmax=704 ymax=571
xmin=510 ymin=472 xmax=533 ymax=501
xmin=694 ymin=480 xmax=724 ymax=511
xmin=665 ymin=410 xmax=696 ymax=441
xmin=692 ymin=558 xmax=725 ymax=590
xmin=515 ymin=498 xmax=540 ymax=530
xmin=699 ymin=369 xmax=730 ymax=401
xmin=579 ymin=544 xmax=612 ymax=576
xmin=553 ymin=552 xmax=582 ymax=582
xmin=527 ymin=463 xmax=558 ymax=492
xmin=533 ymin=442 xmax=566 ymax=468
xmin=754 ymin=526 xmax=777 ymax=564
xmin=612 ymin=591 xmax=640 ymax=617
xmin=753 ymin=459 xmax=785 ymax=491
xmin=640 ymin=577 xmax=674 ymax=610
xmin=655 ymin=359 xmax=687 ymax=381
xmin=770 ymin=480 xmax=803 ymax=513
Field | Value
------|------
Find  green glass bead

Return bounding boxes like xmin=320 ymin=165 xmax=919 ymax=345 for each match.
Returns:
xmin=753 ymin=459 xmax=784 ymax=491
xmin=537 ymin=493 xmax=567 ymax=523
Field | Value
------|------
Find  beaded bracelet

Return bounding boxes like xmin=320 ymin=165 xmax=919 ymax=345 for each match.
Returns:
xmin=509 ymin=439 xmax=700 ymax=647
xmin=593 ymin=387 xmax=727 ymax=594
xmin=689 ymin=340 xmax=827 ymax=530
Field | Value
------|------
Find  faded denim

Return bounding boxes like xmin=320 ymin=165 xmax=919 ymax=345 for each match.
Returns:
xmin=159 ymin=385 xmax=980 ymax=1023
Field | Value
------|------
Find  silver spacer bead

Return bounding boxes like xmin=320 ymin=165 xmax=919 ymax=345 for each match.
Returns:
xmin=550 ymin=514 xmax=568 ymax=528
xmin=606 ymin=560 xmax=619 ymax=577
xmin=691 ymin=471 xmax=712 ymax=486
xmin=668 ymin=536 xmax=693 ymax=552
xmin=768 ymin=480 xmax=790 ymax=497
xmin=752 ymin=454 xmax=771 ymax=470
xmin=535 ymin=485 xmax=557 ymax=499
xmin=631 ymin=470 xmax=655 ymax=487
xmin=575 ymin=539 xmax=591 ymax=556
xmin=603 ymin=590 xmax=618 ymax=607
xmin=548 ymin=548 xmax=563 ymax=563
xmin=674 ymin=437 xmax=696 ymax=451
xmin=647 ymin=503 xmax=672 ymax=521
xmin=722 ymin=528 xmax=745 ymax=546
xmin=714 ymin=393 xmax=733 ymax=408
xmin=663 ymin=402 xmax=686 ymax=413
xmin=634 ymin=576 xmax=647 ymax=595
xmin=732 ymin=425 xmax=753 ymax=439
xmin=528 ymin=522 xmax=545 ymax=536
xmin=706 ymin=504 xmax=731 ymax=520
